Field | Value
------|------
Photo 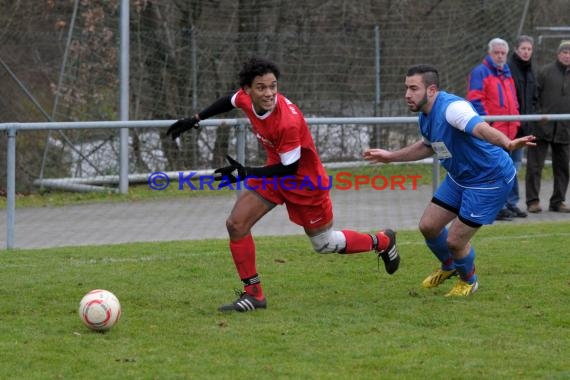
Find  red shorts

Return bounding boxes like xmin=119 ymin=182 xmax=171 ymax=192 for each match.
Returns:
xmin=284 ymin=196 xmax=333 ymax=229
xmin=247 ymin=177 xmax=333 ymax=229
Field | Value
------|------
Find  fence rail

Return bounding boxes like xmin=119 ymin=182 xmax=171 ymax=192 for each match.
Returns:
xmin=3 ymin=114 xmax=570 ymax=250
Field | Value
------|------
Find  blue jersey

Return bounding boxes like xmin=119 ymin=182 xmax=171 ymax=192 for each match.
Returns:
xmin=419 ymin=91 xmax=515 ymax=187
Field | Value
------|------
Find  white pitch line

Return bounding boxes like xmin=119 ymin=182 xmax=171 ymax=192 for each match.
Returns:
xmin=2 ymin=231 xmax=568 ymax=268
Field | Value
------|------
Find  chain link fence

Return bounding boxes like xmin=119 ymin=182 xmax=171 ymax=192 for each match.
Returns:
xmin=1 ymin=0 xmax=569 ymax=193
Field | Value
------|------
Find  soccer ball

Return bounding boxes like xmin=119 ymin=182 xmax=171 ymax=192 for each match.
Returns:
xmin=78 ymin=289 xmax=122 ymax=331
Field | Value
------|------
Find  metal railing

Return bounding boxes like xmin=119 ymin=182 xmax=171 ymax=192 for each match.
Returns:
xmin=3 ymin=114 xmax=570 ymax=249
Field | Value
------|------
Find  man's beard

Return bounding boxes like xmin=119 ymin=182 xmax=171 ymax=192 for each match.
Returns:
xmin=409 ymin=92 xmax=428 ymax=112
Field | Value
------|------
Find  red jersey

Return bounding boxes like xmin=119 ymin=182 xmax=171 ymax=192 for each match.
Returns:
xmin=231 ymin=89 xmax=329 ymax=205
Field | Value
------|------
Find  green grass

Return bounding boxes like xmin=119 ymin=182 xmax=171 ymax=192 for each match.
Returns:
xmin=1 ymin=222 xmax=569 ymax=379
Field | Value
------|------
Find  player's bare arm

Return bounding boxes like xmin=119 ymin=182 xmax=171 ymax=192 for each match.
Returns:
xmin=472 ymin=121 xmax=536 ymax=151
xmin=363 ymin=140 xmax=434 ymax=164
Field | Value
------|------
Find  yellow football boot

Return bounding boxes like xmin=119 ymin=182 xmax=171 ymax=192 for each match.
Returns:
xmin=444 ymin=279 xmax=479 ymax=297
xmin=421 ymin=268 xmax=457 ymax=288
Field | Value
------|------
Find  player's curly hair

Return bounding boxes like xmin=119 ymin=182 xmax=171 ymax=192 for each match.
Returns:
xmin=239 ymin=57 xmax=280 ymax=87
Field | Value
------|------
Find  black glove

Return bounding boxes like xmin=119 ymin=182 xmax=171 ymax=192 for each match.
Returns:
xmin=166 ymin=115 xmax=200 ymax=140
xmin=214 ymin=155 xmax=248 ymax=184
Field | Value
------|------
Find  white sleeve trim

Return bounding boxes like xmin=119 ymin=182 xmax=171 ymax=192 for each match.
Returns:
xmin=445 ymin=100 xmax=479 ymax=131
xmin=280 ymin=146 xmax=301 ymax=166
xmin=230 ymin=91 xmax=239 ymax=107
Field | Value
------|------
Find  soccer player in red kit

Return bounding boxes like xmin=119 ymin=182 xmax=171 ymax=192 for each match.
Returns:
xmin=167 ymin=57 xmax=399 ymax=312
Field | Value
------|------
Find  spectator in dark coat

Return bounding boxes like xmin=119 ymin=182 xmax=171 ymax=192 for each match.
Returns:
xmin=526 ymin=40 xmax=570 ymax=213
xmin=506 ymin=35 xmax=537 ymax=217
xmin=509 ymin=35 xmax=537 ymax=136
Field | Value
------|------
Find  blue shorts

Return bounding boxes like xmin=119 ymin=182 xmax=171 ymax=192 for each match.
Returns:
xmin=433 ymin=174 xmax=515 ymax=226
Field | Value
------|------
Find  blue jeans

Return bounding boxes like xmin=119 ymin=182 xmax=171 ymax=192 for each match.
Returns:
xmin=506 ymin=148 xmax=523 ymax=209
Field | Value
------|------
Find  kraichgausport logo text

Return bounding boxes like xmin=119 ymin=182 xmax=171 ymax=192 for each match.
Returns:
xmin=147 ymin=171 xmax=422 ymax=191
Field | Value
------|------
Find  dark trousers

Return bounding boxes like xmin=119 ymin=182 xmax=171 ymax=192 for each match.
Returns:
xmin=525 ymin=140 xmax=570 ymax=208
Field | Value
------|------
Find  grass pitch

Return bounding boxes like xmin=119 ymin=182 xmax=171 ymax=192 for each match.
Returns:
xmin=1 ymin=221 xmax=569 ymax=379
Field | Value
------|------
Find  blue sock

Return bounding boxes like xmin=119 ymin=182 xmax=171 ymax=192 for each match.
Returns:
xmin=425 ymin=228 xmax=454 ymax=270
xmin=454 ymin=247 xmax=477 ymax=284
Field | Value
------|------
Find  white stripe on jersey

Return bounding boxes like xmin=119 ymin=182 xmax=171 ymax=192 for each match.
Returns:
xmin=280 ymin=146 xmax=301 ymax=166
xmin=445 ymin=100 xmax=480 ymax=132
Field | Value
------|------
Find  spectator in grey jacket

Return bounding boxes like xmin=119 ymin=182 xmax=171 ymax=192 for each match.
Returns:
xmin=526 ymin=40 xmax=570 ymax=213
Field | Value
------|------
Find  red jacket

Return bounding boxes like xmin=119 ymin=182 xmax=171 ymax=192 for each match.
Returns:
xmin=467 ymin=55 xmax=520 ymax=139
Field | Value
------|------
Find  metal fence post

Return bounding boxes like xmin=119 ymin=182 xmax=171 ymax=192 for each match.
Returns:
xmin=119 ymin=0 xmax=130 ymax=194
xmin=6 ymin=126 xmax=16 ymax=249
xmin=374 ymin=25 xmax=381 ymax=146
xmin=431 ymin=157 xmax=439 ymax=195
xmin=236 ymin=123 xmax=246 ymax=195
xmin=191 ymin=26 xmax=199 ymax=167
xmin=236 ymin=123 xmax=246 ymax=164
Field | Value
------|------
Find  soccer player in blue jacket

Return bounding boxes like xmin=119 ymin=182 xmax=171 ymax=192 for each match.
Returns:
xmin=363 ymin=64 xmax=536 ymax=296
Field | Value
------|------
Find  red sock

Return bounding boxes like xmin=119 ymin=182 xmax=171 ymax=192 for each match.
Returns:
xmin=341 ymin=230 xmax=374 ymax=254
xmin=229 ymin=234 xmax=257 ymax=278
xmin=245 ymin=282 xmax=264 ymax=299
xmin=376 ymin=231 xmax=390 ymax=252
xmin=229 ymin=234 xmax=263 ymax=299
